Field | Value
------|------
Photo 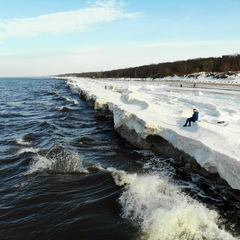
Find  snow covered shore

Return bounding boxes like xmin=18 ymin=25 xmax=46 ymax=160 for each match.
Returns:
xmin=62 ymin=76 xmax=240 ymax=190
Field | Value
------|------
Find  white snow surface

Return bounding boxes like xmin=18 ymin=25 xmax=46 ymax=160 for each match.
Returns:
xmin=63 ymin=74 xmax=240 ymax=190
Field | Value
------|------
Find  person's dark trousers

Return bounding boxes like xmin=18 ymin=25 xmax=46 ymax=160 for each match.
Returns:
xmin=184 ymin=117 xmax=194 ymax=126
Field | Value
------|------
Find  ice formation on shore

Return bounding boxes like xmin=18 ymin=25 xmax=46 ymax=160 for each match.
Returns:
xmin=61 ymin=75 xmax=240 ymax=190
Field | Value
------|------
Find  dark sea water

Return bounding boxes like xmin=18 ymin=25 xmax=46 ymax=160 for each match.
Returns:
xmin=0 ymin=77 xmax=240 ymax=240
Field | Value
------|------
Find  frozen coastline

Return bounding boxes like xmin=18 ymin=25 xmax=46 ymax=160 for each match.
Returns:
xmin=62 ymin=76 xmax=240 ymax=190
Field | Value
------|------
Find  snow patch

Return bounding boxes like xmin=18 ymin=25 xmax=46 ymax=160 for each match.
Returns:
xmin=64 ymin=77 xmax=240 ymax=190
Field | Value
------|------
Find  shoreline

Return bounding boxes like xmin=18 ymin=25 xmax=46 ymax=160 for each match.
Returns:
xmin=67 ymin=78 xmax=231 ymax=187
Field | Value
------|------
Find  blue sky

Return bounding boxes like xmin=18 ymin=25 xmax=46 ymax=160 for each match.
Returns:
xmin=0 ymin=0 xmax=239 ymax=77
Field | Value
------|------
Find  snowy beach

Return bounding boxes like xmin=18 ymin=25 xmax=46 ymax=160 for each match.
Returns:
xmin=63 ymin=74 xmax=240 ymax=190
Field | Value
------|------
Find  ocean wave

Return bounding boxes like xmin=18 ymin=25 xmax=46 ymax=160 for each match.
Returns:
xmin=57 ymin=105 xmax=73 ymax=112
xmin=109 ymin=169 xmax=238 ymax=240
xmin=25 ymin=145 xmax=88 ymax=175
xmin=16 ymin=137 xmax=32 ymax=146
xmin=18 ymin=147 xmax=40 ymax=155
xmin=62 ymin=96 xmax=79 ymax=105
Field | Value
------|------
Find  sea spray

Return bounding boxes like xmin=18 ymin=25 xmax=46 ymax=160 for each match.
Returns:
xmin=16 ymin=137 xmax=32 ymax=146
xmin=108 ymin=167 xmax=137 ymax=186
xmin=109 ymin=169 xmax=238 ymax=240
xmin=17 ymin=147 xmax=40 ymax=154
xmin=26 ymin=145 xmax=88 ymax=175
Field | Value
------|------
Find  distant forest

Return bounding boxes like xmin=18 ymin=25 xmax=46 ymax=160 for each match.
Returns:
xmin=59 ymin=54 xmax=240 ymax=79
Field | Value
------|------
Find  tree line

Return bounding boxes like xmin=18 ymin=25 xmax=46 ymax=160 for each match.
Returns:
xmin=59 ymin=54 xmax=240 ymax=79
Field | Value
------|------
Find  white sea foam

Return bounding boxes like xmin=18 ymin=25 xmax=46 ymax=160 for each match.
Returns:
xmin=26 ymin=148 xmax=88 ymax=175
xmin=14 ymin=182 xmax=28 ymax=188
xmin=16 ymin=137 xmax=32 ymax=146
xmin=18 ymin=147 xmax=40 ymax=154
xmin=63 ymin=96 xmax=79 ymax=105
xmin=109 ymin=170 xmax=238 ymax=240
xmin=107 ymin=167 xmax=137 ymax=186
xmin=25 ymin=155 xmax=53 ymax=175
xmin=57 ymin=105 xmax=69 ymax=111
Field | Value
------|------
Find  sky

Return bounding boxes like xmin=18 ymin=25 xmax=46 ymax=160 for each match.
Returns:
xmin=0 ymin=0 xmax=240 ymax=77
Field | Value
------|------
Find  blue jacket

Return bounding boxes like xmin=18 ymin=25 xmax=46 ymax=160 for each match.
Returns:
xmin=192 ymin=111 xmax=199 ymax=121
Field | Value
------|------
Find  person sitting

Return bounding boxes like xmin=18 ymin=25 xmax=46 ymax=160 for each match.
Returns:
xmin=183 ymin=109 xmax=199 ymax=127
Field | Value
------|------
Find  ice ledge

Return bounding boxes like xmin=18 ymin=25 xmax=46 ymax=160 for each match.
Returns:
xmin=65 ymin=78 xmax=240 ymax=190
xmin=111 ymin=106 xmax=240 ymax=189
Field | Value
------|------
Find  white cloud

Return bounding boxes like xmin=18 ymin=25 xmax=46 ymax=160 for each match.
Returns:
xmin=0 ymin=0 xmax=142 ymax=41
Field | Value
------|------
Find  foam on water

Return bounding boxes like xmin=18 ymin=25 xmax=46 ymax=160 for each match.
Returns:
xmin=57 ymin=105 xmax=72 ymax=111
xmin=63 ymin=96 xmax=79 ymax=105
xmin=16 ymin=137 xmax=32 ymax=146
xmin=108 ymin=167 xmax=137 ymax=186
xmin=26 ymin=146 xmax=88 ymax=175
xmin=110 ymin=169 xmax=238 ymax=240
xmin=18 ymin=147 xmax=40 ymax=154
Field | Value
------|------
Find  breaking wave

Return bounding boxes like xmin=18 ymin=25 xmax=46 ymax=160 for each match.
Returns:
xmin=26 ymin=145 xmax=88 ymax=175
xmin=63 ymin=96 xmax=79 ymax=105
xmin=109 ymin=168 xmax=238 ymax=240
